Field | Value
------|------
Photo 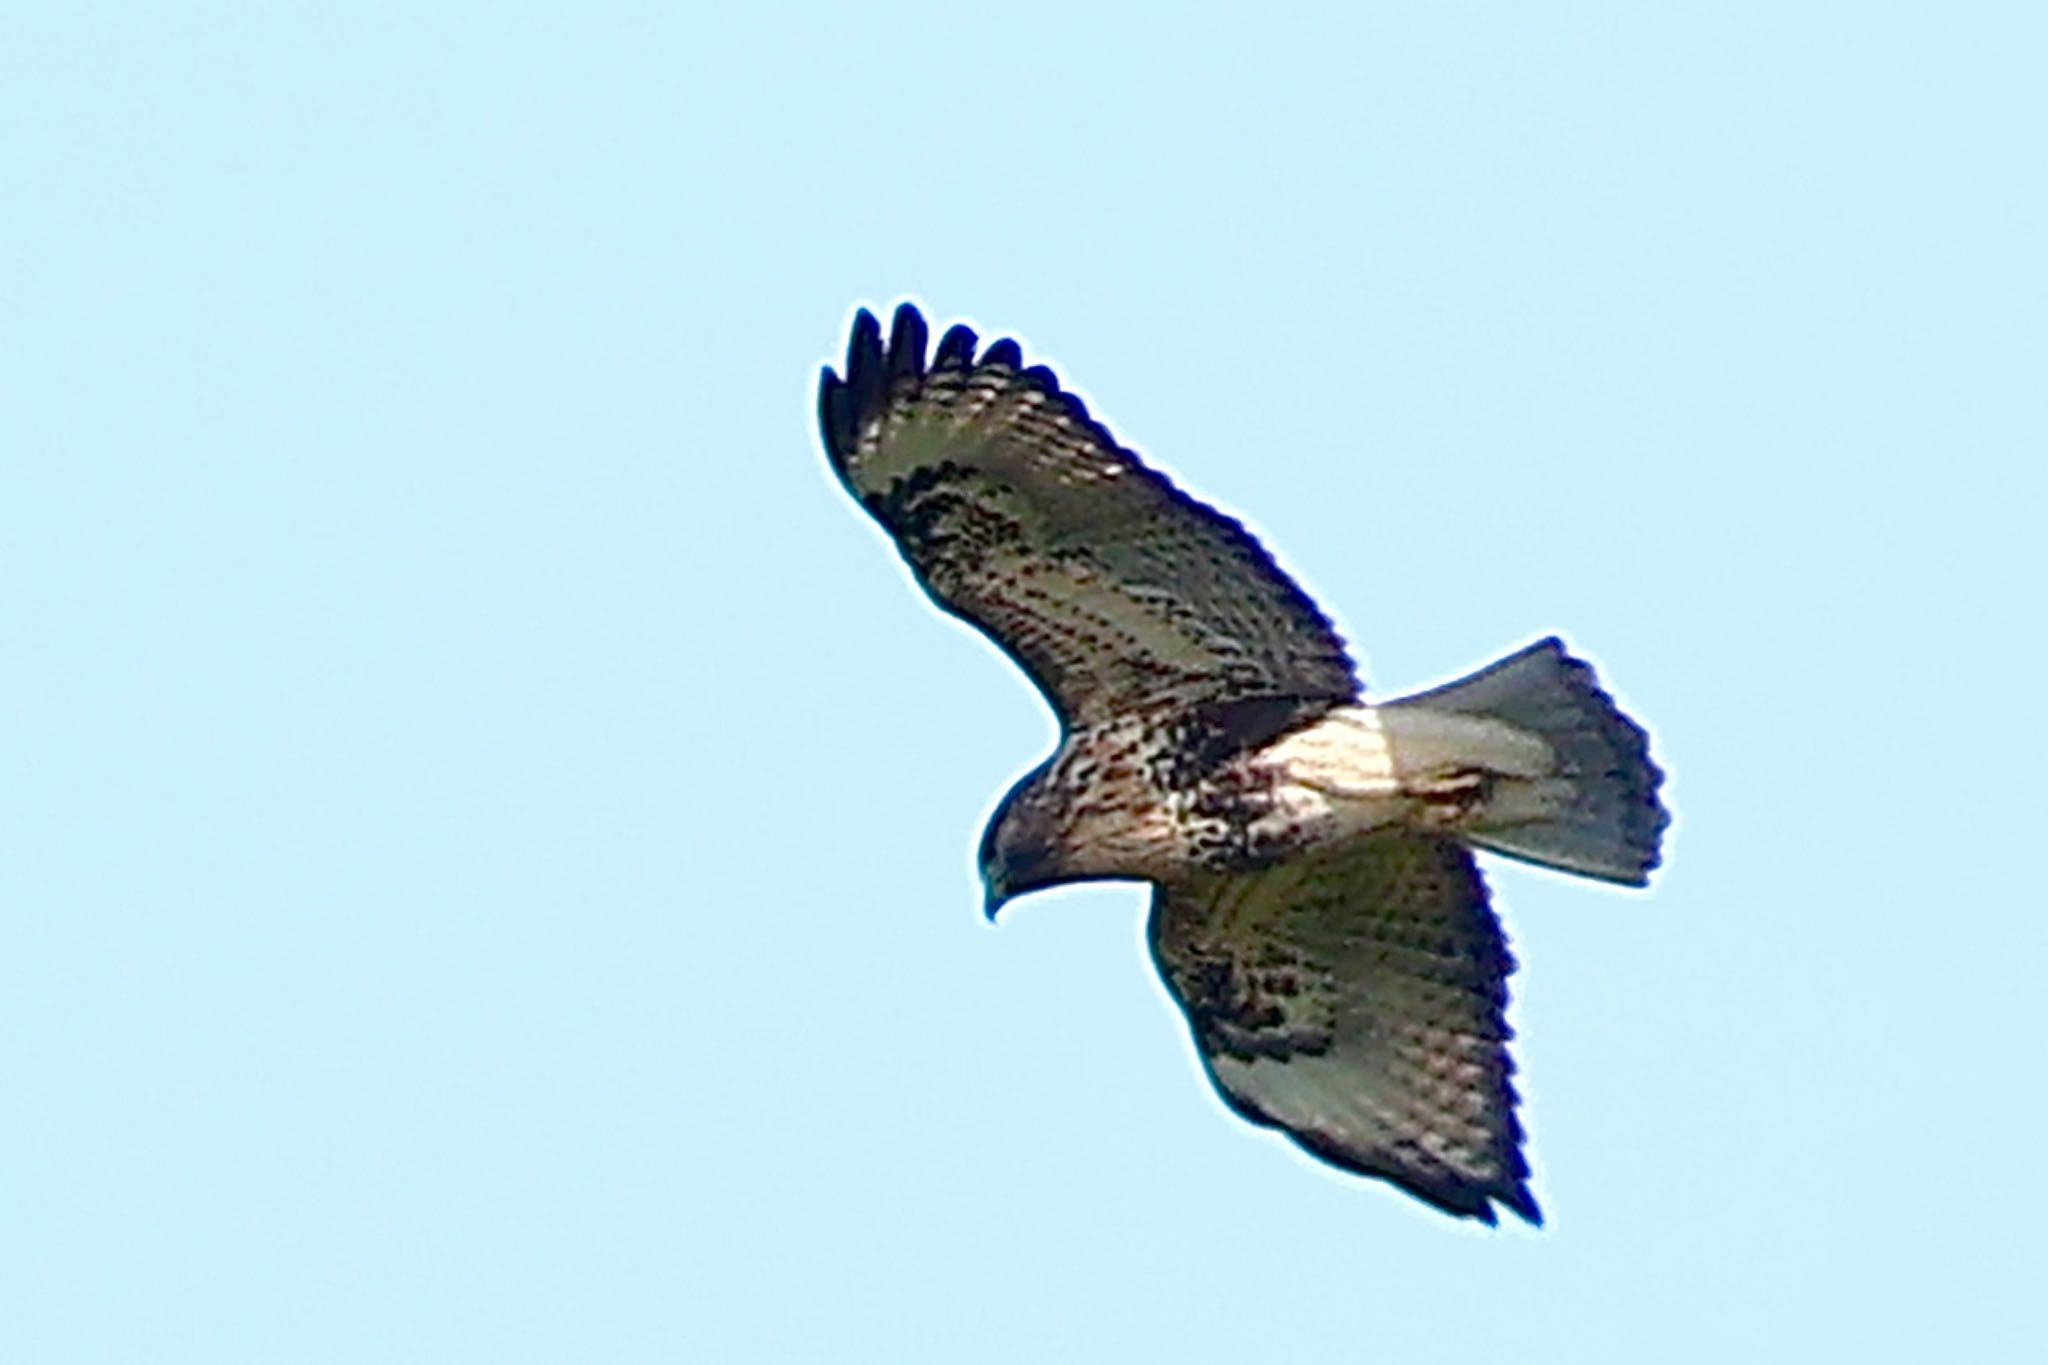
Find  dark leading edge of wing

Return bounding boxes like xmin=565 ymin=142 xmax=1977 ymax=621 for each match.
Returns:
xmin=818 ymin=303 xmax=1360 ymax=733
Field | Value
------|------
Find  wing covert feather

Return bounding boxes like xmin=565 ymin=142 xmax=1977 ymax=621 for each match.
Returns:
xmin=819 ymin=304 xmax=1359 ymax=729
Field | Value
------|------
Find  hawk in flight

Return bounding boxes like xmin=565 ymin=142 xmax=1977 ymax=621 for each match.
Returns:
xmin=818 ymin=303 xmax=1668 ymax=1224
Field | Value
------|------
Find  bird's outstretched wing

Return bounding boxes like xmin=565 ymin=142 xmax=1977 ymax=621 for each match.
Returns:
xmin=819 ymin=303 xmax=1359 ymax=733
xmin=1149 ymin=833 xmax=1540 ymax=1224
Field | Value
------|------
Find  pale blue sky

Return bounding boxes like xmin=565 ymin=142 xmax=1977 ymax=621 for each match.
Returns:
xmin=4 ymin=4 xmax=2043 ymax=1361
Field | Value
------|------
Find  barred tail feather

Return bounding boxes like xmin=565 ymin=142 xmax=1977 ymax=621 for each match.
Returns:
xmin=1391 ymin=637 xmax=1670 ymax=885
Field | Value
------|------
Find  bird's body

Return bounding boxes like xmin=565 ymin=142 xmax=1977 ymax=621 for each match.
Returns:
xmin=819 ymin=303 xmax=1669 ymax=1224
xmin=986 ymin=692 xmax=1581 ymax=887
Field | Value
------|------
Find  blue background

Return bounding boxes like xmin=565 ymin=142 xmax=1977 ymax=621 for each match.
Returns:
xmin=6 ymin=4 xmax=2041 ymax=1360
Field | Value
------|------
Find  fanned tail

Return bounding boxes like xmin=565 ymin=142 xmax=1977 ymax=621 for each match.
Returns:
xmin=1388 ymin=638 xmax=1669 ymax=885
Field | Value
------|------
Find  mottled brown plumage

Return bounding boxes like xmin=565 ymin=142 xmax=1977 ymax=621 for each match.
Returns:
xmin=820 ymin=303 xmax=1668 ymax=1225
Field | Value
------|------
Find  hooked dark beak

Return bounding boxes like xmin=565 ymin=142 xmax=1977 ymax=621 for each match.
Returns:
xmin=982 ymin=841 xmax=1054 ymax=922
xmin=981 ymin=873 xmax=1010 ymax=922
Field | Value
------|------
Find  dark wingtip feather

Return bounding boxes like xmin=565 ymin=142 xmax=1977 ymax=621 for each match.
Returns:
xmin=820 ymin=308 xmax=887 ymax=467
xmin=1288 ymin=1126 xmax=1540 ymax=1227
xmin=886 ymin=302 xmax=929 ymax=385
xmin=1499 ymin=1181 xmax=1544 ymax=1227
xmin=1021 ymin=363 xmax=1090 ymax=418
xmin=1397 ymin=1165 xmax=1542 ymax=1227
xmin=934 ymin=322 xmax=979 ymax=368
xmin=980 ymin=337 xmax=1022 ymax=369
xmin=817 ymin=368 xmax=848 ymax=462
xmin=1420 ymin=1171 xmax=1541 ymax=1227
xmin=845 ymin=307 xmax=882 ymax=376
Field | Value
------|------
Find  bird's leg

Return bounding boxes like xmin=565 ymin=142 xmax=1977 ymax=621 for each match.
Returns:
xmin=1407 ymin=768 xmax=1498 ymax=829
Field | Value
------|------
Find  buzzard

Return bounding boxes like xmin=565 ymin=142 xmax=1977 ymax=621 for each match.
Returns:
xmin=818 ymin=303 xmax=1668 ymax=1225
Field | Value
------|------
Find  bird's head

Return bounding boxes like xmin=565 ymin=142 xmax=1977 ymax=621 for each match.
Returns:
xmin=978 ymin=763 xmax=1064 ymax=920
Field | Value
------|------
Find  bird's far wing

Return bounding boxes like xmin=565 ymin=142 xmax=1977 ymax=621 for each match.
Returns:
xmin=1148 ymin=834 xmax=1539 ymax=1224
xmin=819 ymin=303 xmax=1359 ymax=732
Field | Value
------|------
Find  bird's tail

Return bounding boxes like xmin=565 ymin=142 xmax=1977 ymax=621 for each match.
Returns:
xmin=1384 ymin=638 xmax=1669 ymax=885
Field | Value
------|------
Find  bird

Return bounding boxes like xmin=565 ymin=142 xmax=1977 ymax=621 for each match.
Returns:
xmin=817 ymin=302 xmax=1668 ymax=1225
